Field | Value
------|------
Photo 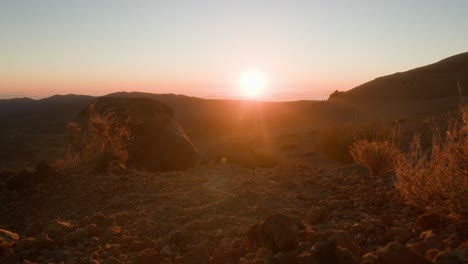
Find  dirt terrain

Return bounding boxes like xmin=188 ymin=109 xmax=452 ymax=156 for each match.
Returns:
xmin=1 ymin=159 xmax=467 ymax=263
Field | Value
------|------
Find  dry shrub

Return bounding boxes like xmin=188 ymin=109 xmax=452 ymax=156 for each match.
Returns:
xmin=395 ymin=107 xmax=468 ymax=214
xmin=65 ymin=108 xmax=132 ymax=168
xmin=317 ymin=123 xmax=393 ymax=163
xmin=350 ymin=138 xmax=401 ymax=176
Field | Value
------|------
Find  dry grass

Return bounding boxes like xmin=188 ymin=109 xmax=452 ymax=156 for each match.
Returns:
xmin=350 ymin=138 xmax=401 ymax=176
xmin=395 ymin=107 xmax=468 ymax=215
xmin=64 ymin=108 xmax=132 ymax=168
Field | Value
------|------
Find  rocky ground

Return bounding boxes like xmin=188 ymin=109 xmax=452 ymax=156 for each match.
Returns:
xmin=0 ymin=161 xmax=467 ymax=264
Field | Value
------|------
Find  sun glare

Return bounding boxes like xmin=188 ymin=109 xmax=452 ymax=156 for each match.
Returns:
xmin=239 ymin=70 xmax=268 ymax=99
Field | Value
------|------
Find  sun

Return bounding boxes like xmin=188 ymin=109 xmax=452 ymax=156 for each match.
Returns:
xmin=239 ymin=69 xmax=268 ymax=99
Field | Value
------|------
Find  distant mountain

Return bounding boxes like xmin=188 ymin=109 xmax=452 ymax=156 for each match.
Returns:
xmin=0 ymin=94 xmax=95 ymax=134
xmin=337 ymin=52 xmax=468 ymax=101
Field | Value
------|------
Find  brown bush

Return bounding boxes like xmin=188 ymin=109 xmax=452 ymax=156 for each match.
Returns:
xmin=395 ymin=107 xmax=468 ymax=215
xmin=66 ymin=108 xmax=132 ymax=167
xmin=350 ymin=139 xmax=401 ymax=176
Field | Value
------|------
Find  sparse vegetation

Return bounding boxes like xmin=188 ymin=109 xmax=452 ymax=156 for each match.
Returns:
xmin=395 ymin=107 xmax=468 ymax=215
xmin=317 ymin=123 xmax=393 ymax=163
xmin=350 ymin=138 xmax=401 ymax=176
xmin=67 ymin=108 xmax=132 ymax=167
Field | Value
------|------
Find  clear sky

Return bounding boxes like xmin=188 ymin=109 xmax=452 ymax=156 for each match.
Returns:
xmin=1 ymin=0 xmax=467 ymax=100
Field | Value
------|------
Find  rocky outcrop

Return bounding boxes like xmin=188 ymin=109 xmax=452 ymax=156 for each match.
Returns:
xmin=70 ymin=97 xmax=198 ymax=171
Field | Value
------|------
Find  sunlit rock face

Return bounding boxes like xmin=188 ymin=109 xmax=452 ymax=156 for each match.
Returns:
xmin=70 ymin=97 xmax=198 ymax=171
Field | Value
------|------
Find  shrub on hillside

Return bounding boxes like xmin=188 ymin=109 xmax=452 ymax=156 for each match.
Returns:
xmin=350 ymin=139 xmax=401 ymax=176
xmin=395 ymin=108 xmax=468 ymax=215
xmin=317 ymin=123 xmax=393 ymax=163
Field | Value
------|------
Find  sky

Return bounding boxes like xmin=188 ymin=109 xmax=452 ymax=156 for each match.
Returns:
xmin=1 ymin=0 xmax=468 ymax=100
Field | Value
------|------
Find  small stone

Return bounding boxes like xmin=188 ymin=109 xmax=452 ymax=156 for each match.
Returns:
xmin=44 ymin=219 xmax=73 ymax=237
xmin=106 ymin=226 xmax=121 ymax=237
xmin=65 ymin=227 xmax=89 ymax=244
xmin=136 ymin=249 xmax=164 ymax=264
xmin=310 ymin=239 xmax=339 ymax=264
xmin=377 ymin=242 xmax=430 ymax=264
xmin=336 ymin=247 xmax=359 ymax=264
xmin=0 ymin=247 xmax=17 ymax=264
xmin=25 ymin=220 xmax=43 ymax=237
xmin=175 ymin=248 xmax=209 ymax=264
xmin=380 ymin=214 xmax=395 ymax=226
xmin=160 ymin=245 xmax=172 ymax=257
xmin=415 ymin=212 xmax=448 ymax=231
xmin=0 ymin=229 xmax=20 ymax=248
xmin=6 ymin=169 xmax=35 ymax=190
xmin=361 ymin=252 xmax=378 ymax=264
xmin=16 ymin=233 xmax=53 ymax=253
xmin=434 ymin=250 xmax=468 ymax=264
xmin=103 ymin=257 xmax=120 ymax=264
xmin=307 ymin=206 xmax=327 ymax=224
xmin=248 ymin=213 xmax=300 ymax=252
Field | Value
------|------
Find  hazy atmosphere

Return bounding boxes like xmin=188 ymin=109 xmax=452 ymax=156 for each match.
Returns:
xmin=1 ymin=1 xmax=468 ymax=264
xmin=1 ymin=0 xmax=468 ymax=100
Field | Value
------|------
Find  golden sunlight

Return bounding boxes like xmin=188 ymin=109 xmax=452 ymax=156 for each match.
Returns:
xmin=239 ymin=69 xmax=268 ymax=98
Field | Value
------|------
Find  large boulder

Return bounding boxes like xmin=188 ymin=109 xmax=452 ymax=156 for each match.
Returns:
xmin=70 ymin=97 xmax=198 ymax=171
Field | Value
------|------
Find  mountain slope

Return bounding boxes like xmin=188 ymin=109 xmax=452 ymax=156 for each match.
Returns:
xmin=338 ymin=52 xmax=468 ymax=101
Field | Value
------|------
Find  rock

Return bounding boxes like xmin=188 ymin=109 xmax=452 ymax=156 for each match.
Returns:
xmin=420 ymin=230 xmax=445 ymax=250
xmin=426 ymin=248 xmax=441 ymax=261
xmin=377 ymin=242 xmax=430 ymax=264
xmin=175 ymin=248 xmax=209 ymax=264
xmin=434 ymin=250 xmax=468 ymax=264
xmin=272 ymin=250 xmax=298 ymax=264
xmin=64 ymin=227 xmax=89 ymax=244
xmin=415 ymin=212 xmax=448 ymax=231
xmin=70 ymin=97 xmax=198 ymax=171
xmin=336 ymin=247 xmax=359 ymax=264
xmin=384 ymin=226 xmax=413 ymax=244
xmin=380 ymin=214 xmax=395 ymax=226
xmin=90 ymin=213 xmax=112 ymax=227
xmin=16 ymin=233 xmax=53 ymax=253
xmin=331 ymin=230 xmax=360 ymax=257
xmin=297 ymin=252 xmax=318 ymax=264
xmin=248 ymin=213 xmax=300 ymax=252
xmin=128 ymin=239 xmax=154 ymax=252
xmin=6 ymin=169 xmax=35 ymax=190
xmin=160 ymin=245 xmax=172 ymax=257
xmin=0 ymin=247 xmax=17 ymax=264
xmin=103 ymin=257 xmax=121 ymax=264
xmin=136 ymin=249 xmax=164 ymax=264
xmin=24 ymin=220 xmax=43 ymax=237
xmin=310 ymin=239 xmax=338 ymax=264
xmin=457 ymin=241 xmax=468 ymax=255
xmin=306 ymin=206 xmax=327 ymax=224
xmin=0 ymin=229 xmax=19 ymax=248
xmin=106 ymin=226 xmax=121 ymax=237
xmin=361 ymin=252 xmax=378 ymax=264
xmin=44 ymin=219 xmax=73 ymax=237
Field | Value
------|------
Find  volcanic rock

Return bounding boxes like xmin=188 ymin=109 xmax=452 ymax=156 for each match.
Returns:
xmin=377 ymin=242 xmax=430 ymax=264
xmin=0 ymin=229 xmax=19 ymax=248
xmin=248 ymin=213 xmax=301 ymax=252
xmin=70 ymin=97 xmax=198 ymax=171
